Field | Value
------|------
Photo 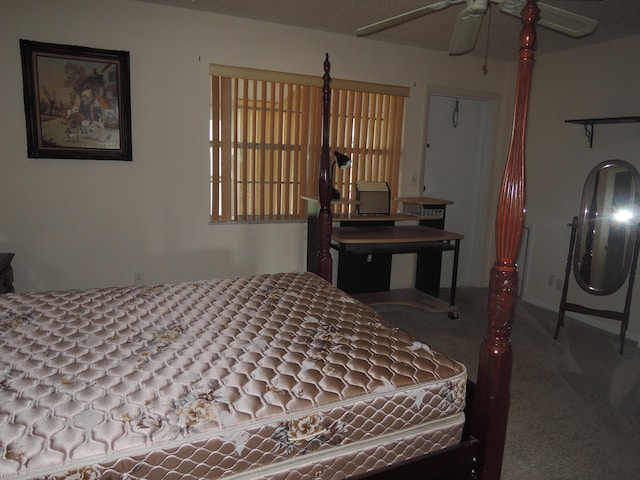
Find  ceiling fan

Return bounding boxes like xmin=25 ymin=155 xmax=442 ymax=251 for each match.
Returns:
xmin=356 ymin=0 xmax=598 ymax=55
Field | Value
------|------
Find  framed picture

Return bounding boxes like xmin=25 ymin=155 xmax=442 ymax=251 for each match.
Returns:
xmin=20 ymin=40 xmax=132 ymax=161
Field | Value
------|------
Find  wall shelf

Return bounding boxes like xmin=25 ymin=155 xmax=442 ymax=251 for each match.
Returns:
xmin=565 ymin=116 xmax=640 ymax=148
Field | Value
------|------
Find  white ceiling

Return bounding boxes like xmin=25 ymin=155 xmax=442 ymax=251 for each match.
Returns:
xmin=138 ymin=0 xmax=640 ymax=61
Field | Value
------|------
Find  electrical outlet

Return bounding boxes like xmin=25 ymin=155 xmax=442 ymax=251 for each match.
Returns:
xmin=134 ymin=272 xmax=145 ymax=286
xmin=555 ymin=277 xmax=563 ymax=291
xmin=410 ymin=172 xmax=417 ymax=185
xmin=547 ymin=274 xmax=554 ymax=286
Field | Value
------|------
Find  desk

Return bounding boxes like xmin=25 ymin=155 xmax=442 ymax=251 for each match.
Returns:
xmin=302 ymin=196 xmax=455 ymax=299
xmin=330 ymin=226 xmax=463 ymax=315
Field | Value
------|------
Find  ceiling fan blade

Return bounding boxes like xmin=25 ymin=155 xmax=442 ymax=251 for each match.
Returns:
xmin=356 ymin=0 xmax=465 ymax=36
xmin=499 ymin=0 xmax=598 ymax=37
xmin=536 ymin=2 xmax=598 ymax=37
xmin=449 ymin=10 xmax=485 ymax=55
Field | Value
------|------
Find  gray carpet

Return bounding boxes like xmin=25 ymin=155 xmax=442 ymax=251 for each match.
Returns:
xmin=368 ymin=288 xmax=640 ymax=480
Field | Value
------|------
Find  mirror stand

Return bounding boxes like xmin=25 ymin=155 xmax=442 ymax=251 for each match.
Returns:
xmin=555 ymin=216 xmax=640 ymax=354
xmin=555 ymin=160 xmax=640 ymax=354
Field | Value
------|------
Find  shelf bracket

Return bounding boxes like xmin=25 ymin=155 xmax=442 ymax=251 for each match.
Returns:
xmin=565 ymin=117 xmax=640 ymax=149
xmin=583 ymin=122 xmax=594 ymax=148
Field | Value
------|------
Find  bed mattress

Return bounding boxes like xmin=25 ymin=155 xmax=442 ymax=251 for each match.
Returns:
xmin=0 ymin=272 xmax=466 ymax=479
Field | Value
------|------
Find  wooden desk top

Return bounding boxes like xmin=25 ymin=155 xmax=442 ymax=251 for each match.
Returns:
xmin=332 ymin=212 xmax=427 ymax=222
xmin=331 ymin=225 xmax=463 ymax=244
xmin=396 ymin=196 xmax=454 ymax=205
xmin=303 ymin=196 xmax=452 ymax=206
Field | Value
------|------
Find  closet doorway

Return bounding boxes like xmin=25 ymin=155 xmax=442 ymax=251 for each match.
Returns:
xmin=423 ymin=92 xmax=495 ymax=288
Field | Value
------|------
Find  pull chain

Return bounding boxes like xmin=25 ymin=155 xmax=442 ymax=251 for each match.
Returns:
xmin=483 ymin=3 xmax=492 ymax=74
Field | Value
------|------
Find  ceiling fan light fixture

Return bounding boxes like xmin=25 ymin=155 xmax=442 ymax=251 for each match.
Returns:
xmin=466 ymin=0 xmax=489 ymax=15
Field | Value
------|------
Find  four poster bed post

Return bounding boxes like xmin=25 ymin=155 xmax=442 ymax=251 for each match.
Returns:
xmin=316 ymin=1 xmax=538 ymax=479
xmin=317 ymin=54 xmax=334 ymax=284
xmin=470 ymin=1 xmax=535 ymax=477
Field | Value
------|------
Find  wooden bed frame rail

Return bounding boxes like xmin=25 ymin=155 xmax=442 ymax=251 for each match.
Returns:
xmin=316 ymin=1 xmax=539 ymax=479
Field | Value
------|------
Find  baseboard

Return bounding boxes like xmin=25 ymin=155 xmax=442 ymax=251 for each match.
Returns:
xmin=521 ymin=296 xmax=640 ymax=348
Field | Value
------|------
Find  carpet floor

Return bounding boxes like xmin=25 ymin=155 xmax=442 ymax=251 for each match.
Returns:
xmin=366 ymin=287 xmax=640 ymax=480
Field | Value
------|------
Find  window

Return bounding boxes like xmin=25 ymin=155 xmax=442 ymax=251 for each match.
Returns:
xmin=210 ymin=65 xmax=408 ymax=223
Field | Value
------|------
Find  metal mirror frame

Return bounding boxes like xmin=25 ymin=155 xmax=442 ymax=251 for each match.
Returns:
xmin=573 ymin=159 xmax=640 ymax=295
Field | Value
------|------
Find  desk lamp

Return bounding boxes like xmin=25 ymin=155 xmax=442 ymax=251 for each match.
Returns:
xmin=332 ymin=151 xmax=352 ymax=199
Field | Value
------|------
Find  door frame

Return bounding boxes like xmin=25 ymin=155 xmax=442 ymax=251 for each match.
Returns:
xmin=422 ymin=85 xmax=502 ymax=287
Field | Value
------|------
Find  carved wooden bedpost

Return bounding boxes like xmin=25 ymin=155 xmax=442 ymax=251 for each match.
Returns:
xmin=317 ymin=54 xmax=333 ymax=282
xmin=471 ymin=1 xmax=537 ymax=479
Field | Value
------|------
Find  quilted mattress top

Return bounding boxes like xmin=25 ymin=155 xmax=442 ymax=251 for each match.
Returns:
xmin=0 ymin=272 xmax=466 ymax=479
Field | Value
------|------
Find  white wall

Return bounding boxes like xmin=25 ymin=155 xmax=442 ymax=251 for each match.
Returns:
xmin=0 ymin=0 xmax=515 ymax=292
xmin=522 ymin=34 xmax=640 ymax=341
xmin=3 ymin=1 xmax=639 ymax=343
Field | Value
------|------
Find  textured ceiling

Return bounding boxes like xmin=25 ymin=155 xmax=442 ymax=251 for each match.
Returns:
xmin=139 ymin=0 xmax=640 ymax=61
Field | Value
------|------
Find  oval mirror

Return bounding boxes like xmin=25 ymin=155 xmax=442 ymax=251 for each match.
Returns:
xmin=574 ymin=159 xmax=640 ymax=295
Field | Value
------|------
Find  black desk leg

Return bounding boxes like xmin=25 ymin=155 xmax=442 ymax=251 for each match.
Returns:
xmin=450 ymin=239 xmax=460 ymax=308
xmin=416 ymin=216 xmax=446 ymax=297
xmin=415 ymin=251 xmax=442 ymax=297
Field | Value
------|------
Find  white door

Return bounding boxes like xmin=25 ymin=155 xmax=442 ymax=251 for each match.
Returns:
xmin=423 ymin=94 xmax=494 ymax=288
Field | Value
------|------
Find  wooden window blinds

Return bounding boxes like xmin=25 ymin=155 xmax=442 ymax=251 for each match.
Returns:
xmin=210 ymin=65 xmax=408 ymax=223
